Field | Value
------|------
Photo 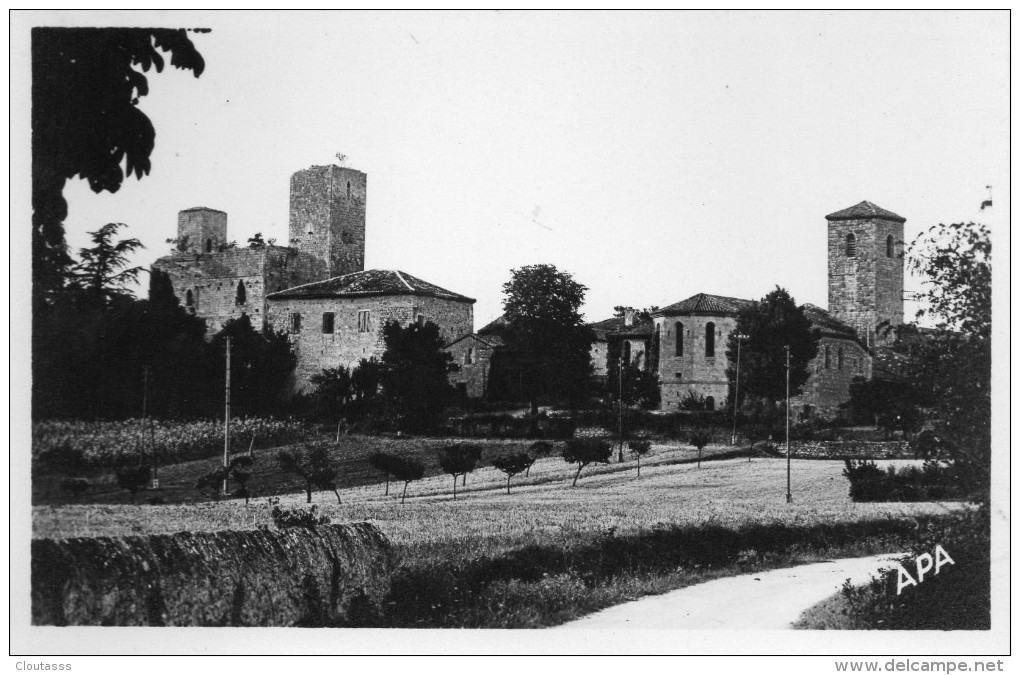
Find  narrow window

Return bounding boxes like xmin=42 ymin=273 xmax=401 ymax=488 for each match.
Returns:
xmin=623 ymin=341 xmax=631 ymax=366
xmin=675 ymin=322 xmax=683 ymax=356
xmin=846 ymin=233 xmax=856 ymax=257
xmin=185 ymin=289 xmax=194 ymax=307
xmin=705 ymin=395 xmax=715 ymax=411
xmin=705 ymin=322 xmax=715 ymax=357
xmin=358 ymin=310 xmax=370 ymax=333
xmin=206 ymin=238 xmax=213 ymax=253
xmin=466 ymin=347 xmax=474 ymax=365
xmin=416 ymin=314 xmax=425 ymax=327
xmin=290 ymin=313 xmax=302 ymax=333
xmin=347 ymin=181 xmax=352 ymax=198
xmin=322 ymin=312 xmax=335 ymax=334
xmin=837 ymin=347 xmax=844 ymax=371
xmin=824 ymin=345 xmax=830 ymax=369
xmin=235 ymin=280 xmax=247 ymax=306
xmin=886 ymin=234 xmax=894 ymax=258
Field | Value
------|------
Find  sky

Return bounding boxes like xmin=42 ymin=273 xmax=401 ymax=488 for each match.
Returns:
xmin=28 ymin=10 xmax=1011 ymax=328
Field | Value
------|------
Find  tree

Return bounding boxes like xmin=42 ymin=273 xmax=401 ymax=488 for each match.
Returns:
xmin=690 ymin=428 xmax=712 ymax=468
xmin=368 ymin=451 xmax=400 ymax=496
xmin=527 ymin=440 xmax=554 ymax=476
xmin=276 ymin=444 xmax=341 ymax=504
xmin=562 ymin=438 xmax=612 ymax=487
xmin=32 ymin=27 xmax=207 ymax=306
xmin=390 ymin=457 xmax=426 ymax=505
xmin=379 ymin=320 xmax=456 ymax=432
xmin=906 ymin=222 xmax=991 ymax=500
xmin=310 ymin=365 xmax=354 ymax=427
xmin=210 ymin=315 xmax=296 ymax=418
xmin=247 ymin=233 xmax=266 ymax=250
xmin=492 ymin=453 xmax=534 ymax=494
xmin=229 ymin=455 xmax=255 ymax=505
xmin=437 ymin=445 xmax=480 ymax=500
xmin=628 ymin=439 xmax=652 ymax=477
xmin=607 ymin=356 xmax=661 ymax=409
xmin=71 ymin=222 xmax=144 ymax=306
xmin=725 ymin=287 xmax=819 ymax=407
xmin=500 ymin=264 xmax=595 ymax=412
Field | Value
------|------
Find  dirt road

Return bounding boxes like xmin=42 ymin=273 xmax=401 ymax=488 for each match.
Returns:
xmin=556 ymin=554 xmax=901 ymax=630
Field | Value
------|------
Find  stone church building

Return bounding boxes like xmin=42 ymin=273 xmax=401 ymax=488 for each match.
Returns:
xmin=153 ymin=164 xmax=475 ymax=393
xmin=600 ymin=200 xmax=905 ymax=418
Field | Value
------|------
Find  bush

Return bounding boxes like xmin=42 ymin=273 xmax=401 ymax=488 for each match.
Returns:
xmin=843 ymin=459 xmax=970 ymax=502
xmin=115 ymin=465 xmax=150 ymax=497
xmin=268 ymin=500 xmax=331 ymax=530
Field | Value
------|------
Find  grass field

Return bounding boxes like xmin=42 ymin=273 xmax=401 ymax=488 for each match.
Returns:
xmin=33 ymin=439 xmax=962 ymax=627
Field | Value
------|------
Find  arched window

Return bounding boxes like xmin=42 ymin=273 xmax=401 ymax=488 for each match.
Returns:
xmin=846 ymin=233 xmax=856 ymax=257
xmin=206 ymin=238 xmax=213 ymax=253
xmin=466 ymin=347 xmax=474 ymax=365
xmin=235 ymin=280 xmax=247 ymax=306
xmin=705 ymin=322 xmax=715 ymax=357
xmin=675 ymin=323 xmax=683 ymax=356
xmin=185 ymin=289 xmax=194 ymax=307
xmin=705 ymin=395 xmax=715 ymax=411
xmin=886 ymin=234 xmax=894 ymax=258
xmin=824 ymin=345 xmax=831 ymax=369
xmin=837 ymin=347 xmax=844 ymax=370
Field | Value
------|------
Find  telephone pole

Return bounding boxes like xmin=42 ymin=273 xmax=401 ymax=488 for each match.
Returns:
xmin=785 ymin=344 xmax=792 ymax=504
xmin=223 ymin=337 xmax=231 ymax=495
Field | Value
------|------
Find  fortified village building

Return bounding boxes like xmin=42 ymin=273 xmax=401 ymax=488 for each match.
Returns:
xmin=153 ymin=164 xmax=475 ymax=392
xmin=588 ymin=201 xmax=906 ymax=419
xmin=155 ymin=162 xmax=906 ymax=418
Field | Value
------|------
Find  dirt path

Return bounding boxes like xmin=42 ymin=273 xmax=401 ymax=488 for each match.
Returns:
xmin=556 ymin=554 xmax=902 ymax=630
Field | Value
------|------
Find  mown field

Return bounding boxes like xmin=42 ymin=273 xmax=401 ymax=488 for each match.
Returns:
xmin=33 ymin=441 xmax=962 ymax=627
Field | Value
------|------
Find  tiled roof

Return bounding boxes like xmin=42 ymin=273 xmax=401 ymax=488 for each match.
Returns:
xmin=478 ymin=314 xmax=508 ymax=336
xmin=587 ymin=317 xmax=654 ymax=340
xmin=654 ymin=293 xmax=755 ymax=317
xmin=179 ymin=206 xmax=226 ymax=213
xmin=444 ymin=332 xmax=505 ymax=349
xmin=800 ymin=303 xmax=859 ymax=339
xmin=267 ymin=269 xmax=475 ymax=302
xmin=825 ymin=201 xmax=905 ymax=223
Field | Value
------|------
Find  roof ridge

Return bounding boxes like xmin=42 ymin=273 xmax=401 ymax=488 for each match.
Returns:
xmin=393 ymin=270 xmax=415 ymax=292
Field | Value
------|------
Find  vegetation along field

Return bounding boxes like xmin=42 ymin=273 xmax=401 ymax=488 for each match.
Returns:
xmin=34 ymin=439 xmax=965 ymax=628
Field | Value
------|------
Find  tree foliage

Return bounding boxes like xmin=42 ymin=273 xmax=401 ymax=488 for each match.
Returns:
xmin=276 ymin=444 xmax=341 ymax=504
xmin=562 ymin=438 xmax=612 ymax=487
xmin=497 ymin=264 xmax=594 ymax=411
xmin=211 ymin=315 xmax=297 ymax=418
xmin=437 ymin=444 xmax=481 ymax=499
xmin=379 ymin=320 xmax=455 ymax=432
xmin=491 ymin=453 xmax=534 ymax=494
xmin=906 ymin=222 xmax=992 ymax=500
xmin=32 ymin=27 xmax=207 ymax=305
xmin=725 ymin=287 xmax=819 ymax=405
xmin=690 ymin=428 xmax=712 ymax=468
xmin=71 ymin=222 xmax=144 ymax=306
xmin=628 ymin=439 xmax=652 ymax=477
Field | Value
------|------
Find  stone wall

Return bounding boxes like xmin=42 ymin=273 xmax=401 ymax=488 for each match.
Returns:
xmin=656 ymin=314 xmax=736 ymax=410
xmin=153 ymin=246 xmax=309 ymax=334
xmin=785 ymin=440 xmax=912 ymax=460
xmin=445 ymin=336 xmax=498 ymax=398
xmin=828 ymin=216 xmax=904 ymax=345
xmin=266 ymin=293 xmax=473 ymax=393
xmin=32 ymin=523 xmax=394 ymax=626
xmin=289 ymin=165 xmax=366 ymax=282
xmin=791 ymin=336 xmax=871 ymax=419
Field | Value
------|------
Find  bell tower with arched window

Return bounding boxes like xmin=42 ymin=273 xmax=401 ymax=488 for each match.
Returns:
xmin=826 ymin=201 xmax=905 ymax=346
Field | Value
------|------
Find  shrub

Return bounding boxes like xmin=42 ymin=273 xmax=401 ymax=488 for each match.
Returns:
xmin=689 ymin=428 xmax=712 ymax=468
xmin=269 ymin=501 xmax=331 ymax=530
xmin=196 ymin=466 xmax=230 ymax=501
xmin=842 ymin=460 xmax=888 ymax=501
xmin=842 ymin=459 xmax=969 ymax=503
xmin=562 ymin=438 xmax=612 ymax=487
xmin=491 ymin=453 xmax=535 ymax=494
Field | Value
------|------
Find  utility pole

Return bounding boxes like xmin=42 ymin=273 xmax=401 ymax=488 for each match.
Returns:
xmin=785 ymin=344 xmax=792 ymax=504
xmin=223 ymin=337 xmax=231 ymax=495
xmin=731 ymin=333 xmax=748 ymax=447
xmin=618 ymin=356 xmax=624 ymax=463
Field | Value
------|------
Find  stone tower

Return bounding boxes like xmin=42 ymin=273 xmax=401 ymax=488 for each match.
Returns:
xmin=826 ymin=201 xmax=905 ymax=347
xmin=289 ymin=165 xmax=367 ymax=281
xmin=177 ymin=207 xmax=227 ymax=254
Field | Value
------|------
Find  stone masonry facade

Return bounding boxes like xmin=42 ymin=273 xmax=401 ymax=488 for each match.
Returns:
xmin=445 ymin=334 xmax=502 ymax=399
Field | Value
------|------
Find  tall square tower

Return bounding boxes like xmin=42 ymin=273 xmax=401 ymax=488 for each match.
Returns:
xmin=826 ymin=201 xmax=905 ymax=346
xmin=289 ymin=164 xmax=367 ymax=280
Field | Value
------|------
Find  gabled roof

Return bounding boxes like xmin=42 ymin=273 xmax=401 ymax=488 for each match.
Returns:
xmin=800 ymin=303 xmax=859 ymax=340
xmin=478 ymin=314 xmax=508 ymax=336
xmin=443 ymin=332 xmax=505 ymax=350
xmin=825 ymin=201 xmax=905 ymax=223
xmin=267 ymin=269 xmax=475 ymax=302
xmin=654 ymin=293 xmax=755 ymax=317
xmin=179 ymin=206 xmax=226 ymax=214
